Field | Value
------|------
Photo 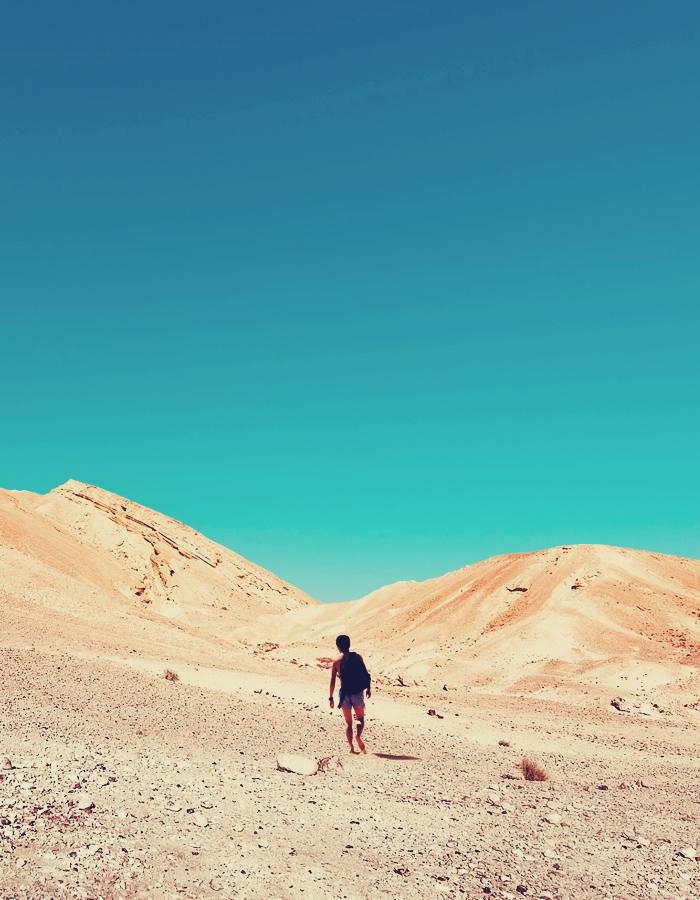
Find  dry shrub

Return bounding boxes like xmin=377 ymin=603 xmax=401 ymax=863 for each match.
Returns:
xmin=318 ymin=756 xmax=343 ymax=775
xmin=163 ymin=669 xmax=180 ymax=683
xmin=520 ymin=757 xmax=548 ymax=781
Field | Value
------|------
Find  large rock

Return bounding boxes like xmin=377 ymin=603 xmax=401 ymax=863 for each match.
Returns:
xmin=276 ymin=754 xmax=317 ymax=776
xmin=610 ymin=697 xmax=656 ymax=716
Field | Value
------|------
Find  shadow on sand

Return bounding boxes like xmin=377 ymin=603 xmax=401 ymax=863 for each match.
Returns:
xmin=373 ymin=753 xmax=421 ymax=761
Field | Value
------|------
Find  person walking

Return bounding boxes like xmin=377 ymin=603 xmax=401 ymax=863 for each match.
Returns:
xmin=328 ymin=634 xmax=371 ymax=754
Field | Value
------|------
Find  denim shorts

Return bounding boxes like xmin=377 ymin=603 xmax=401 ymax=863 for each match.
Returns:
xmin=340 ymin=692 xmax=365 ymax=710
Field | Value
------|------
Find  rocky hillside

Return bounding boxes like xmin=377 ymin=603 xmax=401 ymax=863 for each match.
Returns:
xmin=3 ymin=482 xmax=698 ymax=705
xmin=271 ymin=544 xmax=700 ymax=701
xmin=0 ymin=480 xmax=315 ymax=655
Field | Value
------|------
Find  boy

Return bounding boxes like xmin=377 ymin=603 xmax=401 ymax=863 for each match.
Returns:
xmin=328 ymin=634 xmax=371 ymax=754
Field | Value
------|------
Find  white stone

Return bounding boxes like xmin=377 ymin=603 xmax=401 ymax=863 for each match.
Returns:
xmin=75 ymin=793 xmax=95 ymax=810
xmin=276 ymin=754 xmax=317 ymax=776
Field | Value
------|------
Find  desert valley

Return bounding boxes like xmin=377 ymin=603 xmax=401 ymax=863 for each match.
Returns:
xmin=1 ymin=481 xmax=699 ymax=899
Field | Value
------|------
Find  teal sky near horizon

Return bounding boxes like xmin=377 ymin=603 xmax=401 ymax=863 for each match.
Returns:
xmin=2 ymin=2 xmax=699 ymax=600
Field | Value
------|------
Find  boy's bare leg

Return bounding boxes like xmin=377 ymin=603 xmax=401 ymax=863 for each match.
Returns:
xmin=342 ymin=707 xmax=358 ymax=753
xmin=354 ymin=705 xmax=366 ymax=753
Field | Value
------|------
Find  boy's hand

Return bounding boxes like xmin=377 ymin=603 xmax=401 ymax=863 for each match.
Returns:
xmin=366 ymin=689 xmax=371 ymax=700
xmin=329 ymin=697 xmax=334 ymax=709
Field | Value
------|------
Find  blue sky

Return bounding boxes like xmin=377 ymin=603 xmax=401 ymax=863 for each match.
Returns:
xmin=2 ymin=2 xmax=699 ymax=600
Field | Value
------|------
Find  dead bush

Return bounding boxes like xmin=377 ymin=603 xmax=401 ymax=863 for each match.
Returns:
xmin=163 ymin=669 xmax=180 ymax=683
xmin=520 ymin=757 xmax=548 ymax=781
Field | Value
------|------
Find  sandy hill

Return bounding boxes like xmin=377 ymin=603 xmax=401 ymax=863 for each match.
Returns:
xmin=271 ymin=544 xmax=700 ymax=702
xmin=2 ymin=482 xmax=699 ymax=705
xmin=0 ymin=480 xmax=314 ymax=657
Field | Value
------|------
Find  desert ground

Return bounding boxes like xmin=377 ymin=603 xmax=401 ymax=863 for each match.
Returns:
xmin=1 ymin=482 xmax=699 ymax=899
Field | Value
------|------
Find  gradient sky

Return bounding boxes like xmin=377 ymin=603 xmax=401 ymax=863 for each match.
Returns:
xmin=2 ymin=2 xmax=699 ymax=600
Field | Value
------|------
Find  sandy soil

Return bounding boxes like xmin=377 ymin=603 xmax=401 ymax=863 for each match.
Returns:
xmin=1 ymin=648 xmax=698 ymax=899
xmin=1 ymin=481 xmax=699 ymax=898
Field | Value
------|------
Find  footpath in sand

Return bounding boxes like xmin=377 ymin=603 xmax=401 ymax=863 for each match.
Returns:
xmin=1 ymin=647 xmax=698 ymax=900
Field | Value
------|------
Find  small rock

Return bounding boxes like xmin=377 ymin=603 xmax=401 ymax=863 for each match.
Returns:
xmin=622 ymin=830 xmax=648 ymax=846
xmin=276 ymin=754 xmax=317 ymax=776
xmin=75 ymin=793 xmax=95 ymax=810
xmin=678 ymin=847 xmax=697 ymax=860
xmin=192 ymin=814 xmax=209 ymax=828
xmin=1 ymin=758 xmax=13 ymax=770
xmin=498 ymin=740 xmax=511 ymax=747
xmin=543 ymin=813 xmax=561 ymax=825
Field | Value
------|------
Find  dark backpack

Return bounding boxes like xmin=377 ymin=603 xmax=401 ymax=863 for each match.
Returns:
xmin=340 ymin=652 xmax=371 ymax=695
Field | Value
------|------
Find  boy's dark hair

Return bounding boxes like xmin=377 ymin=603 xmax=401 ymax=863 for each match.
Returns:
xmin=336 ymin=634 xmax=351 ymax=652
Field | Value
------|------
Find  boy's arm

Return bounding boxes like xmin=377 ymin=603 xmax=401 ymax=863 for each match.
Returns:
xmin=360 ymin=654 xmax=372 ymax=698
xmin=329 ymin=661 xmax=338 ymax=708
